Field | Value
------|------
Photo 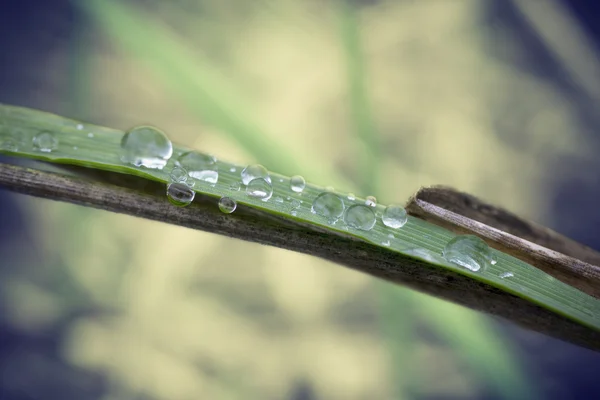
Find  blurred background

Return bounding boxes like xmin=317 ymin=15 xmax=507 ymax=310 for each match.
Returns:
xmin=1 ymin=0 xmax=600 ymax=399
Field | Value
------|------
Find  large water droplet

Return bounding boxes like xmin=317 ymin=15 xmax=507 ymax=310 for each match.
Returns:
xmin=290 ymin=175 xmax=306 ymax=193
xmin=311 ymin=192 xmax=344 ymax=222
xmin=241 ymin=164 xmax=270 ymax=185
xmin=166 ymin=182 xmax=195 ymax=207
xmin=442 ymin=235 xmax=494 ymax=272
xmin=121 ymin=126 xmax=172 ymax=169
xmin=344 ymin=204 xmax=376 ymax=231
xmin=382 ymin=205 xmax=408 ymax=229
xmin=246 ymin=178 xmax=273 ymax=201
xmin=176 ymin=152 xmax=218 ymax=184
xmin=365 ymin=196 xmax=377 ymax=207
xmin=218 ymin=197 xmax=237 ymax=213
xmin=32 ymin=132 xmax=58 ymax=153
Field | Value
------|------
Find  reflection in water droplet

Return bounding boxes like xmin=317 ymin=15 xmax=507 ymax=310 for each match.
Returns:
xmin=382 ymin=205 xmax=408 ymax=229
xmin=166 ymin=182 xmax=195 ymax=207
xmin=365 ymin=196 xmax=377 ymax=207
xmin=170 ymin=166 xmax=188 ymax=183
xmin=347 ymin=193 xmax=356 ymax=200
xmin=311 ymin=192 xmax=344 ymax=222
xmin=290 ymin=175 xmax=306 ymax=193
xmin=176 ymin=152 xmax=218 ymax=184
xmin=241 ymin=164 xmax=270 ymax=185
xmin=442 ymin=235 xmax=494 ymax=272
xmin=344 ymin=204 xmax=376 ymax=231
xmin=121 ymin=126 xmax=172 ymax=169
xmin=246 ymin=178 xmax=273 ymax=201
xmin=499 ymin=272 xmax=514 ymax=279
xmin=33 ymin=132 xmax=58 ymax=153
xmin=218 ymin=197 xmax=237 ymax=213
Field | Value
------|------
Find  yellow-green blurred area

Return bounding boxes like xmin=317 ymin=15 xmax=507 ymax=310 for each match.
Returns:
xmin=3 ymin=0 xmax=600 ymax=399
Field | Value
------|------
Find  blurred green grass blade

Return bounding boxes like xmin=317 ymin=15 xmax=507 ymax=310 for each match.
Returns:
xmin=408 ymin=291 xmax=535 ymax=399
xmin=1 ymin=103 xmax=599 ymax=334
xmin=337 ymin=0 xmax=380 ymax=194
xmin=77 ymin=0 xmax=331 ymax=183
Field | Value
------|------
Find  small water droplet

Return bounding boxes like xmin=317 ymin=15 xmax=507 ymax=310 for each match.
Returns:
xmin=382 ymin=240 xmax=391 ymax=246
xmin=347 ymin=193 xmax=356 ymax=200
xmin=176 ymin=152 xmax=218 ymax=184
xmin=279 ymin=178 xmax=284 ymax=183
xmin=87 ymin=132 xmax=94 ymax=138
xmin=365 ymin=196 xmax=377 ymax=207
xmin=382 ymin=205 xmax=408 ymax=229
xmin=291 ymin=210 xmax=298 ymax=216
xmin=388 ymin=233 xmax=395 ymax=239
xmin=500 ymin=272 xmax=514 ymax=279
xmin=290 ymin=199 xmax=301 ymax=209
xmin=121 ymin=126 xmax=172 ymax=169
xmin=166 ymin=182 xmax=195 ymax=207
xmin=0 ymin=138 xmax=18 ymax=152
xmin=246 ymin=178 xmax=273 ymax=201
xmin=33 ymin=132 xmax=58 ymax=152
xmin=344 ymin=204 xmax=376 ymax=231
xmin=76 ymin=124 xmax=84 ymax=130
xmin=218 ymin=197 xmax=237 ymax=213
xmin=229 ymin=182 xmax=241 ymax=191
xmin=405 ymin=248 xmax=447 ymax=263
xmin=290 ymin=175 xmax=306 ymax=193
xmin=229 ymin=167 xmax=237 ymax=173
xmin=72 ymin=146 xmax=78 ymax=150
xmin=275 ymin=196 xmax=284 ymax=203
xmin=311 ymin=192 xmax=344 ymax=222
xmin=442 ymin=235 xmax=494 ymax=272
xmin=241 ymin=164 xmax=270 ymax=185
xmin=170 ymin=166 xmax=188 ymax=183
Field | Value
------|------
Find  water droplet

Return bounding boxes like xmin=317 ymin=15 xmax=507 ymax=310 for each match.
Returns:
xmin=246 ymin=178 xmax=273 ymax=201
xmin=229 ymin=182 xmax=241 ymax=191
xmin=176 ymin=151 xmax=218 ymax=184
xmin=382 ymin=240 xmax=391 ymax=246
xmin=275 ymin=196 xmax=284 ymax=203
xmin=290 ymin=199 xmax=301 ymax=210
xmin=170 ymin=166 xmax=188 ymax=183
xmin=76 ymin=124 xmax=84 ymax=130
xmin=290 ymin=175 xmax=306 ymax=193
xmin=344 ymin=204 xmax=376 ymax=231
xmin=218 ymin=197 xmax=237 ymax=214
xmin=382 ymin=205 xmax=408 ymax=229
xmin=500 ymin=272 xmax=514 ymax=279
xmin=405 ymin=248 xmax=447 ymax=263
xmin=442 ymin=235 xmax=494 ymax=272
xmin=72 ymin=146 xmax=78 ymax=150
xmin=32 ymin=132 xmax=58 ymax=152
xmin=279 ymin=178 xmax=284 ymax=183
xmin=229 ymin=167 xmax=237 ymax=173
xmin=166 ymin=182 xmax=195 ymax=207
xmin=365 ymin=196 xmax=377 ymax=207
xmin=325 ymin=186 xmax=335 ymax=192
xmin=347 ymin=193 xmax=356 ymax=200
xmin=241 ymin=164 xmax=270 ymax=185
xmin=121 ymin=126 xmax=172 ymax=169
xmin=291 ymin=210 xmax=298 ymax=216
xmin=0 ymin=138 xmax=18 ymax=152
xmin=87 ymin=132 xmax=94 ymax=138
xmin=388 ymin=233 xmax=395 ymax=239
xmin=311 ymin=192 xmax=344 ymax=222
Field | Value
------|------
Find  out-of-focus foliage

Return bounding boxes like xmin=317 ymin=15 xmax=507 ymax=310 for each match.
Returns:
xmin=3 ymin=0 xmax=599 ymax=399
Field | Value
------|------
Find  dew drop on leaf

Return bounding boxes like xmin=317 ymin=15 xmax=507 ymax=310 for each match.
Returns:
xmin=500 ymin=272 xmax=514 ymax=279
xmin=442 ymin=235 xmax=494 ymax=272
xmin=365 ymin=196 xmax=377 ymax=207
xmin=176 ymin=151 xmax=218 ymax=184
xmin=166 ymin=182 xmax=195 ymax=207
xmin=218 ymin=197 xmax=237 ymax=214
xmin=241 ymin=164 xmax=270 ymax=185
xmin=382 ymin=205 xmax=408 ymax=229
xmin=344 ymin=204 xmax=376 ymax=231
xmin=121 ymin=126 xmax=172 ymax=169
xmin=290 ymin=175 xmax=306 ymax=193
xmin=246 ymin=178 xmax=273 ymax=201
xmin=32 ymin=132 xmax=58 ymax=153
xmin=311 ymin=192 xmax=344 ymax=222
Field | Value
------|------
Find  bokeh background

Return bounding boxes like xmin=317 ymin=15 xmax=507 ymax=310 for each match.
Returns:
xmin=1 ymin=0 xmax=600 ymax=399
